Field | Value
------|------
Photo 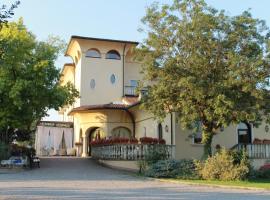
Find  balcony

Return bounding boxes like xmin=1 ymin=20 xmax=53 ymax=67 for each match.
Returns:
xmin=124 ymin=86 xmax=148 ymax=96
xmin=91 ymin=144 xmax=175 ymax=160
xmin=235 ymin=144 xmax=270 ymax=159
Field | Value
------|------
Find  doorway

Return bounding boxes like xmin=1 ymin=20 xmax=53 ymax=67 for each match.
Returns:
xmin=237 ymin=122 xmax=252 ymax=144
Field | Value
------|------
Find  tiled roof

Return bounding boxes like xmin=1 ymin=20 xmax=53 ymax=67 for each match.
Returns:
xmin=122 ymin=96 xmax=140 ymax=105
xmin=69 ymin=101 xmax=141 ymax=115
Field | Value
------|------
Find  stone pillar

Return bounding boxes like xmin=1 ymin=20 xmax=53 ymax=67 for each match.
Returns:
xmin=82 ymin=136 xmax=88 ymax=157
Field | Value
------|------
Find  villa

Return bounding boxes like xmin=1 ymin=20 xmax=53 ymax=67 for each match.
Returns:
xmin=36 ymin=36 xmax=270 ymax=169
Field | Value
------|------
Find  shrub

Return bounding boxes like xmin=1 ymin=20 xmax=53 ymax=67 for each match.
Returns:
xmin=254 ymin=164 xmax=270 ymax=179
xmin=196 ymin=148 xmax=250 ymax=181
xmin=145 ymin=159 xmax=197 ymax=179
xmin=144 ymin=145 xmax=168 ymax=166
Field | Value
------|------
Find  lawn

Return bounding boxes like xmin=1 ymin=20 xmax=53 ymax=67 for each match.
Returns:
xmin=160 ymin=178 xmax=270 ymax=190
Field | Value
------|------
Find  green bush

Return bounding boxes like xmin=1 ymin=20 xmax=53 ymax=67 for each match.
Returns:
xmin=196 ymin=149 xmax=250 ymax=181
xmin=144 ymin=145 xmax=168 ymax=166
xmin=145 ymin=159 xmax=197 ymax=179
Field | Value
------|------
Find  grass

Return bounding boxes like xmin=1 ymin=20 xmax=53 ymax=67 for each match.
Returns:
xmin=160 ymin=178 xmax=270 ymax=190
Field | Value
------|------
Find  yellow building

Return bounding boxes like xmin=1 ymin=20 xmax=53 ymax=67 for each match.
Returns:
xmin=59 ymin=36 xmax=270 ymax=168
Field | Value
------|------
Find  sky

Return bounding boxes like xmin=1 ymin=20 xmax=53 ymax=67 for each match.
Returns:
xmin=4 ymin=0 xmax=270 ymax=121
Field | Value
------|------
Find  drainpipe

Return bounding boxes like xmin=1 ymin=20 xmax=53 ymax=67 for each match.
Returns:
xmin=122 ymin=43 xmax=127 ymax=97
xmin=171 ymin=113 xmax=173 ymax=145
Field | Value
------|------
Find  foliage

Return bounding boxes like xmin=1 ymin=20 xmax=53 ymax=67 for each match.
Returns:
xmin=90 ymin=137 xmax=139 ymax=146
xmin=0 ymin=19 xmax=79 ymax=143
xmin=137 ymin=0 xmax=270 ymax=156
xmin=144 ymin=145 xmax=168 ymax=166
xmin=0 ymin=141 xmax=10 ymax=160
xmin=196 ymin=149 xmax=250 ymax=181
xmin=138 ymin=144 xmax=169 ymax=173
xmin=145 ymin=159 xmax=197 ymax=179
xmin=140 ymin=137 xmax=166 ymax=144
xmin=0 ymin=1 xmax=20 ymax=29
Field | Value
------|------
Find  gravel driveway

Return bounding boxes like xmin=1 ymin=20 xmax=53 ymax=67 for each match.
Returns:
xmin=0 ymin=157 xmax=270 ymax=200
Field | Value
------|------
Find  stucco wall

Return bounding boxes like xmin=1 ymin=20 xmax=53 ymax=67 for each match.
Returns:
xmin=130 ymin=107 xmax=173 ymax=145
xmin=174 ymin=121 xmax=270 ymax=160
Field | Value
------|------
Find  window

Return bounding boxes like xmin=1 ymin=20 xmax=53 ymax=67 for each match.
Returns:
xmin=158 ymin=123 xmax=163 ymax=140
xmin=237 ymin=122 xmax=252 ymax=144
xmin=193 ymin=121 xmax=202 ymax=144
xmin=110 ymin=74 xmax=116 ymax=84
xmin=106 ymin=50 xmax=121 ymax=60
xmin=90 ymin=79 xmax=96 ymax=89
xmin=86 ymin=49 xmax=101 ymax=58
xmin=112 ymin=127 xmax=131 ymax=138
xmin=130 ymin=80 xmax=138 ymax=87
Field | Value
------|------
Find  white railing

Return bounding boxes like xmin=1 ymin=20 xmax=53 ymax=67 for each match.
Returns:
xmin=91 ymin=144 xmax=175 ymax=160
xmin=124 ymin=86 xmax=148 ymax=96
xmin=236 ymin=144 xmax=270 ymax=159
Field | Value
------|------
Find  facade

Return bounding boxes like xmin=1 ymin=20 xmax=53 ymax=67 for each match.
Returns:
xmin=58 ymin=35 xmax=270 ymax=167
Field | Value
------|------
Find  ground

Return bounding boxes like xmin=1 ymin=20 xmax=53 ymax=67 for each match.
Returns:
xmin=0 ymin=157 xmax=270 ymax=200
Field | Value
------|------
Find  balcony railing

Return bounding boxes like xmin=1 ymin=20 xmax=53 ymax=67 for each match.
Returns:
xmin=91 ymin=144 xmax=175 ymax=160
xmin=235 ymin=144 xmax=270 ymax=159
xmin=124 ymin=86 xmax=148 ymax=96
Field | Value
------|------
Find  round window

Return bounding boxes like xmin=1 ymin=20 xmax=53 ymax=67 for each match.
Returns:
xmin=90 ymin=79 xmax=95 ymax=89
xmin=110 ymin=74 xmax=116 ymax=84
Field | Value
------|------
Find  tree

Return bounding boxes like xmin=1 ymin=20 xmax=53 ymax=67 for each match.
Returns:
xmin=0 ymin=19 xmax=79 ymax=144
xmin=137 ymin=0 xmax=270 ymax=157
xmin=0 ymin=1 xmax=20 ymax=29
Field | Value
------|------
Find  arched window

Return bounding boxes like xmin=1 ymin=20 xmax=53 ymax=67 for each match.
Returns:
xmin=106 ymin=50 xmax=121 ymax=60
xmin=158 ymin=123 xmax=163 ymax=140
xmin=237 ymin=122 xmax=252 ymax=144
xmin=85 ymin=48 xmax=101 ymax=58
xmin=112 ymin=127 xmax=131 ymax=138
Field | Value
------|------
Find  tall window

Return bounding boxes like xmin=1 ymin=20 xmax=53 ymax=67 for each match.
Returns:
xmin=237 ymin=122 xmax=251 ymax=144
xmin=86 ymin=48 xmax=101 ymax=58
xmin=158 ymin=123 xmax=163 ymax=140
xmin=106 ymin=50 xmax=121 ymax=60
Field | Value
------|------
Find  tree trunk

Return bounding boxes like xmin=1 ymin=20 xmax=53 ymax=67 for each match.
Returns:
xmin=202 ymin=130 xmax=214 ymax=158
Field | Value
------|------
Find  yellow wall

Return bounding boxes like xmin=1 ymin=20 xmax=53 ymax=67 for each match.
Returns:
xmin=174 ymin=120 xmax=270 ymax=160
xmin=130 ymin=106 xmax=173 ymax=145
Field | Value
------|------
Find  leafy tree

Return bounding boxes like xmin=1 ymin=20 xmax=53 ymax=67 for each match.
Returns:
xmin=0 ymin=1 xmax=20 ymax=29
xmin=0 ymin=19 xmax=79 ymax=144
xmin=137 ymin=0 xmax=270 ymax=157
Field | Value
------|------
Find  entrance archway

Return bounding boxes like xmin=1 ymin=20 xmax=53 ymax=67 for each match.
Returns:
xmin=237 ymin=122 xmax=252 ymax=144
xmin=86 ymin=127 xmax=103 ymax=156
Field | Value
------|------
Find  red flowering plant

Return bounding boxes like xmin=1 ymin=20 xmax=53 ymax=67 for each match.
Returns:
xmin=139 ymin=137 xmax=166 ymax=144
xmin=158 ymin=139 xmax=166 ymax=144
xmin=129 ymin=137 xmax=139 ymax=144
xmin=90 ymin=137 xmax=139 ymax=146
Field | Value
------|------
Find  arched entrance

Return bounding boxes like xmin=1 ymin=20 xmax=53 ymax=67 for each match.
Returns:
xmin=237 ymin=122 xmax=252 ymax=144
xmin=86 ymin=127 xmax=103 ymax=156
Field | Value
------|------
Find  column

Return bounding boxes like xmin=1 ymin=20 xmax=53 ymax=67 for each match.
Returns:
xmin=82 ymin=136 xmax=88 ymax=157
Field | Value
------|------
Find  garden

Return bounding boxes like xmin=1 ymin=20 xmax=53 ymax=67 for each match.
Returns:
xmin=138 ymin=148 xmax=270 ymax=189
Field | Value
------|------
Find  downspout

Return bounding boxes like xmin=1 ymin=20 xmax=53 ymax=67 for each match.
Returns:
xmin=171 ymin=113 xmax=173 ymax=145
xmin=122 ymin=43 xmax=127 ymax=97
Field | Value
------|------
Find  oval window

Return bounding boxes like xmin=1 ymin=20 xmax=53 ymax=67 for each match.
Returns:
xmin=110 ymin=74 xmax=116 ymax=84
xmin=90 ymin=79 xmax=96 ymax=89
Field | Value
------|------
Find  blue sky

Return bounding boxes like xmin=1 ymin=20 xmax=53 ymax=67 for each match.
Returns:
xmin=4 ymin=0 xmax=270 ymax=120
